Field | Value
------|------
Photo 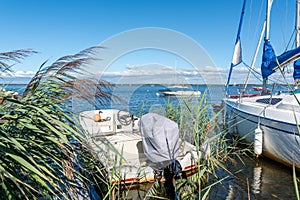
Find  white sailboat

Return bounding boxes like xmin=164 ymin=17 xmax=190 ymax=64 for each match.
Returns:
xmin=224 ymin=0 xmax=300 ymax=169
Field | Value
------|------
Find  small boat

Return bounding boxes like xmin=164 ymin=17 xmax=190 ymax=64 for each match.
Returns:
xmin=158 ymin=86 xmax=201 ymax=97
xmin=252 ymin=87 xmax=263 ymax=91
xmin=224 ymin=0 xmax=300 ymax=169
xmin=228 ymin=93 xmax=260 ymax=99
xmin=79 ymin=109 xmax=209 ymax=185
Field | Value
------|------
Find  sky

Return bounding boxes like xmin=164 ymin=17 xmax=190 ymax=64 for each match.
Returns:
xmin=0 ymin=0 xmax=297 ymax=85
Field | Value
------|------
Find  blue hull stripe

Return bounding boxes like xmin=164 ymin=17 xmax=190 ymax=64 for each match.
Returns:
xmin=226 ymin=102 xmax=298 ymax=135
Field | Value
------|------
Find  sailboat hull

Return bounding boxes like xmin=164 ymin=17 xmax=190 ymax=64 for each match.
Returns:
xmin=224 ymin=94 xmax=300 ymax=169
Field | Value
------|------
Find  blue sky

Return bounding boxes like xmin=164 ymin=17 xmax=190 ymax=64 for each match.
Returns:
xmin=0 ymin=0 xmax=296 ymax=84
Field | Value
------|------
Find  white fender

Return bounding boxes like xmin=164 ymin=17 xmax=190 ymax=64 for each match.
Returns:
xmin=254 ymin=126 xmax=263 ymax=156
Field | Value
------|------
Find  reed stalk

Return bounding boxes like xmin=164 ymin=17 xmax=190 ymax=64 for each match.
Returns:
xmin=138 ymin=90 xmax=246 ymax=199
xmin=0 ymin=48 xmax=111 ymax=199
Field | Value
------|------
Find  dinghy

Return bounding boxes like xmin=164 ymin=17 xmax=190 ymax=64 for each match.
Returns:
xmin=79 ymin=109 xmax=210 ymax=184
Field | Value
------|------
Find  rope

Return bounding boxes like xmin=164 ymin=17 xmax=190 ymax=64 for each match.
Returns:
xmin=241 ymin=61 xmax=287 ymax=86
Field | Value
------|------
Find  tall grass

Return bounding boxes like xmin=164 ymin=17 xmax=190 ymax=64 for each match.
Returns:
xmin=0 ymin=48 xmax=111 ymax=199
xmin=142 ymin=91 xmax=246 ymax=199
xmin=0 ymin=48 xmax=252 ymax=199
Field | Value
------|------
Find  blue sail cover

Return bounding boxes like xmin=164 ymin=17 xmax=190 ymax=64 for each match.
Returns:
xmin=261 ymin=39 xmax=300 ymax=79
xmin=261 ymin=40 xmax=276 ymax=78
xmin=294 ymin=60 xmax=300 ymax=80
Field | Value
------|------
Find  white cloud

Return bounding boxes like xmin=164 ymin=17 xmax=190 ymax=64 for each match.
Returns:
xmin=96 ymin=63 xmax=225 ymax=84
xmin=0 ymin=70 xmax=35 ymax=78
xmin=0 ymin=64 xmax=294 ymax=85
xmin=14 ymin=71 xmax=35 ymax=77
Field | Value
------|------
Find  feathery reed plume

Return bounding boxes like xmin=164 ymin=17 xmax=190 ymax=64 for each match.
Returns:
xmin=23 ymin=47 xmax=101 ymax=95
xmin=0 ymin=46 xmax=110 ymax=199
xmin=62 ymin=78 xmax=116 ymax=106
xmin=22 ymin=46 xmax=117 ymax=107
xmin=0 ymin=49 xmax=37 ymax=73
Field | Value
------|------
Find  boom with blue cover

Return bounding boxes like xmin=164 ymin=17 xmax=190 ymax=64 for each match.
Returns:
xmin=261 ymin=39 xmax=300 ymax=79
xmin=294 ymin=60 xmax=300 ymax=80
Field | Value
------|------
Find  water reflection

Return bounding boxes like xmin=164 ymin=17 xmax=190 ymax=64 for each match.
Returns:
xmin=251 ymin=166 xmax=262 ymax=195
xmin=122 ymin=156 xmax=300 ymax=199
xmin=219 ymin=156 xmax=299 ymax=200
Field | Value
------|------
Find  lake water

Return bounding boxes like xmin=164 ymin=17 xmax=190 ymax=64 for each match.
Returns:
xmin=4 ymin=83 xmax=300 ymax=199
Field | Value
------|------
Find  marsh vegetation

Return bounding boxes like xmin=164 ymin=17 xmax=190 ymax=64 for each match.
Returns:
xmin=0 ymin=47 xmax=253 ymax=200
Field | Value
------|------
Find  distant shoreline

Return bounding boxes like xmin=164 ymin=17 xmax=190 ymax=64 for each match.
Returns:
xmin=0 ymin=83 xmax=283 ymax=87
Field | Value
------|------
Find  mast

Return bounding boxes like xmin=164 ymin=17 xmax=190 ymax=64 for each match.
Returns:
xmin=265 ymin=0 xmax=273 ymax=40
xmin=294 ymin=0 xmax=300 ymax=89
xmin=243 ymin=21 xmax=266 ymax=92
xmin=296 ymin=0 xmax=300 ymax=48
xmin=262 ymin=0 xmax=273 ymax=95
xmin=260 ymin=0 xmax=300 ymax=91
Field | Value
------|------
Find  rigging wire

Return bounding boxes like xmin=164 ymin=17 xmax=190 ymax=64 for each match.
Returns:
xmin=248 ymin=0 xmax=295 ymax=86
xmin=248 ymin=0 xmax=264 ymax=59
xmin=246 ymin=0 xmax=252 ymax=45
xmin=286 ymin=29 xmax=296 ymax=51
xmin=229 ymin=0 xmax=296 ymax=93
xmin=242 ymin=61 xmax=263 ymax=83
xmin=241 ymin=61 xmax=287 ymax=85
xmin=273 ymin=0 xmax=287 ymax=49
xmin=241 ymin=0 xmax=264 ymax=92
xmin=284 ymin=29 xmax=296 ymax=74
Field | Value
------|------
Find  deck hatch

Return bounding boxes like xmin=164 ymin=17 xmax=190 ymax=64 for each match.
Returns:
xmin=256 ymin=98 xmax=282 ymax=105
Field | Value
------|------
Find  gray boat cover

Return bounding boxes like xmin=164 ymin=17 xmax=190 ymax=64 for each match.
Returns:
xmin=139 ymin=113 xmax=180 ymax=163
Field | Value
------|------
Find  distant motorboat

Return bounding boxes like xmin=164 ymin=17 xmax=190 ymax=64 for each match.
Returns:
xmin=252 ymin=87 xmax=263 ymax=91
xmin=228 ymin=93 xmax=260 ymax=99
xmin=158 ymin=86 xmax=201 ymax=97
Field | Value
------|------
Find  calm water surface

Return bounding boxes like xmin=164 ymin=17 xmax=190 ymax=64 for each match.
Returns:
xmin=123 ymin=156 xmax=299 ymax=200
